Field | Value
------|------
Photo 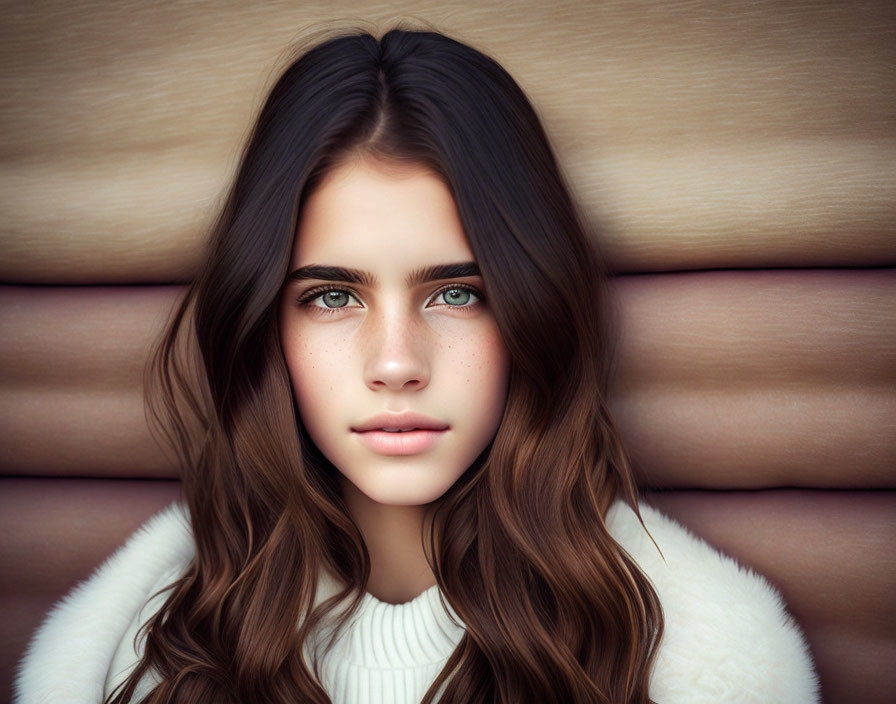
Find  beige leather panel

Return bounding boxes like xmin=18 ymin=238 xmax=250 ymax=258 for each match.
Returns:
xmin=0 ymin=286 xmax=179 ymax=477
xmin=0 ymin=478 xmax=182 ymax=594
xmin=609 ymin=269 xmax=896 ymax=488
xmin=2 ymin=1 xmax=894 ymax=282
xmin=0 ymin=286 xmax=179 ymax=390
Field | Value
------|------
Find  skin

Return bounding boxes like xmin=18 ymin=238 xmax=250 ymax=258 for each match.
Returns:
xmin=278 ymin=156 xmax=510 ymax=605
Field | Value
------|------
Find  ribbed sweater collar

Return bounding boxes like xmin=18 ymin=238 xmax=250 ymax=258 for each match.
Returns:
xmin=311 ymin=579 xmax=466 ymax=671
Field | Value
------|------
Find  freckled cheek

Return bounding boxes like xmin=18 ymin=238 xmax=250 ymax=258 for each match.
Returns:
xmin=446 ymin=323 xmax=509 ymax=397
xmin=283 ymin=326 xmax=351 ymax=407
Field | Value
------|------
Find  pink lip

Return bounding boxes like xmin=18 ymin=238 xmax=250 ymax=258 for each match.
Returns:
xmin=354 ymin=429 xmax=447 ymax=456
xmin=351 ymin=411 xmax=449 ymax=433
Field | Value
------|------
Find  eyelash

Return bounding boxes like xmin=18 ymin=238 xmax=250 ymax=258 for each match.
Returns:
xmin=296 ymin=283 xmax=484 ymax=315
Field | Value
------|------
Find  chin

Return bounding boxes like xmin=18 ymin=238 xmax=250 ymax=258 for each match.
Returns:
xmin=361 ymin=481 xmax=451 ymax=508
xmin=345 ymin=465 xmax=460 ymax=508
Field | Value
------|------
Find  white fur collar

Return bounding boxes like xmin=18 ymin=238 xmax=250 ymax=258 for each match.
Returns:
xmin=13 ymin=500 xmax=819 ymax=703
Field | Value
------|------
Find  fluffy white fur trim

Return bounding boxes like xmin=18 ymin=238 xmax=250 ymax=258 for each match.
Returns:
xmin=13 ymin=503 xmax=194 ymax=703
xmin=607 ymin=501 xmax=820 ymax=702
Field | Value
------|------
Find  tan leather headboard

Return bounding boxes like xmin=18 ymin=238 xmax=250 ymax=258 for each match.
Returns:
xmin=2 ymin=2 xmax=894 ymax=702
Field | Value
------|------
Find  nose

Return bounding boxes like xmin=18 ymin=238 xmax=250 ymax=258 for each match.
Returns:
xmin=363 ymin=307 xmax=430 ymax=392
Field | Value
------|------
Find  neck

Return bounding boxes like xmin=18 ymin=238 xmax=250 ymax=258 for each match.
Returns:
xmin=339 ymin=476 xmax=439 ymax=604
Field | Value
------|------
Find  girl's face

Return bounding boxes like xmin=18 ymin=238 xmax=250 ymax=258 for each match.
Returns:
xmin=279 ymin=157 xmax=509 ymax=508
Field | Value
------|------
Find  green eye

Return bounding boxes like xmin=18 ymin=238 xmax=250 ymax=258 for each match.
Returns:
xmin=321 ymin=290 xmax=350 ymax=308
xmin=297 ymin=287 xmax=359 ymax=311
xmin=434 ymin=286 xmax=481 ymax=307
xmin=443 ymin=288 xmax=471 ymax=305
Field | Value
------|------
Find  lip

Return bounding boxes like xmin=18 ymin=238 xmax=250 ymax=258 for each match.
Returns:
xmin=354 ymin=429 xmax=447 ymax=456
xmin=351 ymin=411 xmax=449 ymax=456
xmin=351 ymin=411 xmax=449 ymax=433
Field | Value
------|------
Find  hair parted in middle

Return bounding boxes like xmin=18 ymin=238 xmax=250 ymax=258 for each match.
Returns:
xmin=108 ymin=22 xmax=664 ymax=704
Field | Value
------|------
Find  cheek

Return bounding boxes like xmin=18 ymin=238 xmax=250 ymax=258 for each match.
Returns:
xmin=460 ymin=325 xmax=510 ymax=426
xmin=280 ymin=323 xmax=340 ymax=423
xmin=282 ymin=337 xmax=349 ymax=465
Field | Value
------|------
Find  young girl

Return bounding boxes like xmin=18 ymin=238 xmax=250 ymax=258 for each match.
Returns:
xmin=15 ymin=25 xmax=819 ymax=704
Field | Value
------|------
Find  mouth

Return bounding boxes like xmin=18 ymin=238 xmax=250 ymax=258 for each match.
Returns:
xmin=353 ymin=428 xmax=448 ymax=456
xmin=351 ymin=411 xmax=449 ymax=434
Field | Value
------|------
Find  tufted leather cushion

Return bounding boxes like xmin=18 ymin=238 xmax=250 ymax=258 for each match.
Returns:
xmin=1 ymin=2 xmax=894 ymax=702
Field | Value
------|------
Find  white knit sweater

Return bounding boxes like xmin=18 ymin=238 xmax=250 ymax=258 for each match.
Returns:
xmin=13 ymin=500 xmax=820 ymax=703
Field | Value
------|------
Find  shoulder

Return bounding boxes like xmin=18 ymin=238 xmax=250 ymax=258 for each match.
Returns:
xmin=13 ymin=501 xmax=193 ymax=704
xmin=606 ymin=499 xmax=820 ymax=704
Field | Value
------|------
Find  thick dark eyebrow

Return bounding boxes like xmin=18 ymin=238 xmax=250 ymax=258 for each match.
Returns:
xmin=285 ymin=262 xmax=480 ymax=287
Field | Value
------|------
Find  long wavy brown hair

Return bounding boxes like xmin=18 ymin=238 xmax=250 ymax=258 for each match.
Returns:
xmin=106 ymin=23 xmax=663 ymax=704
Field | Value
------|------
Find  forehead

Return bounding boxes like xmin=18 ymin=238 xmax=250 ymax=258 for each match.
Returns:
xmin=291 ymin=158 xmax=474 ymax=269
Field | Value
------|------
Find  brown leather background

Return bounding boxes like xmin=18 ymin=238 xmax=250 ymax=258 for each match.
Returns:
xmin=1 ymin=1 xmax=894 ymax=702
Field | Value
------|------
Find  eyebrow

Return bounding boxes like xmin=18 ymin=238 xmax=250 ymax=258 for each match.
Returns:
xmin=285 ymin=261 xmax=481 ymax=288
